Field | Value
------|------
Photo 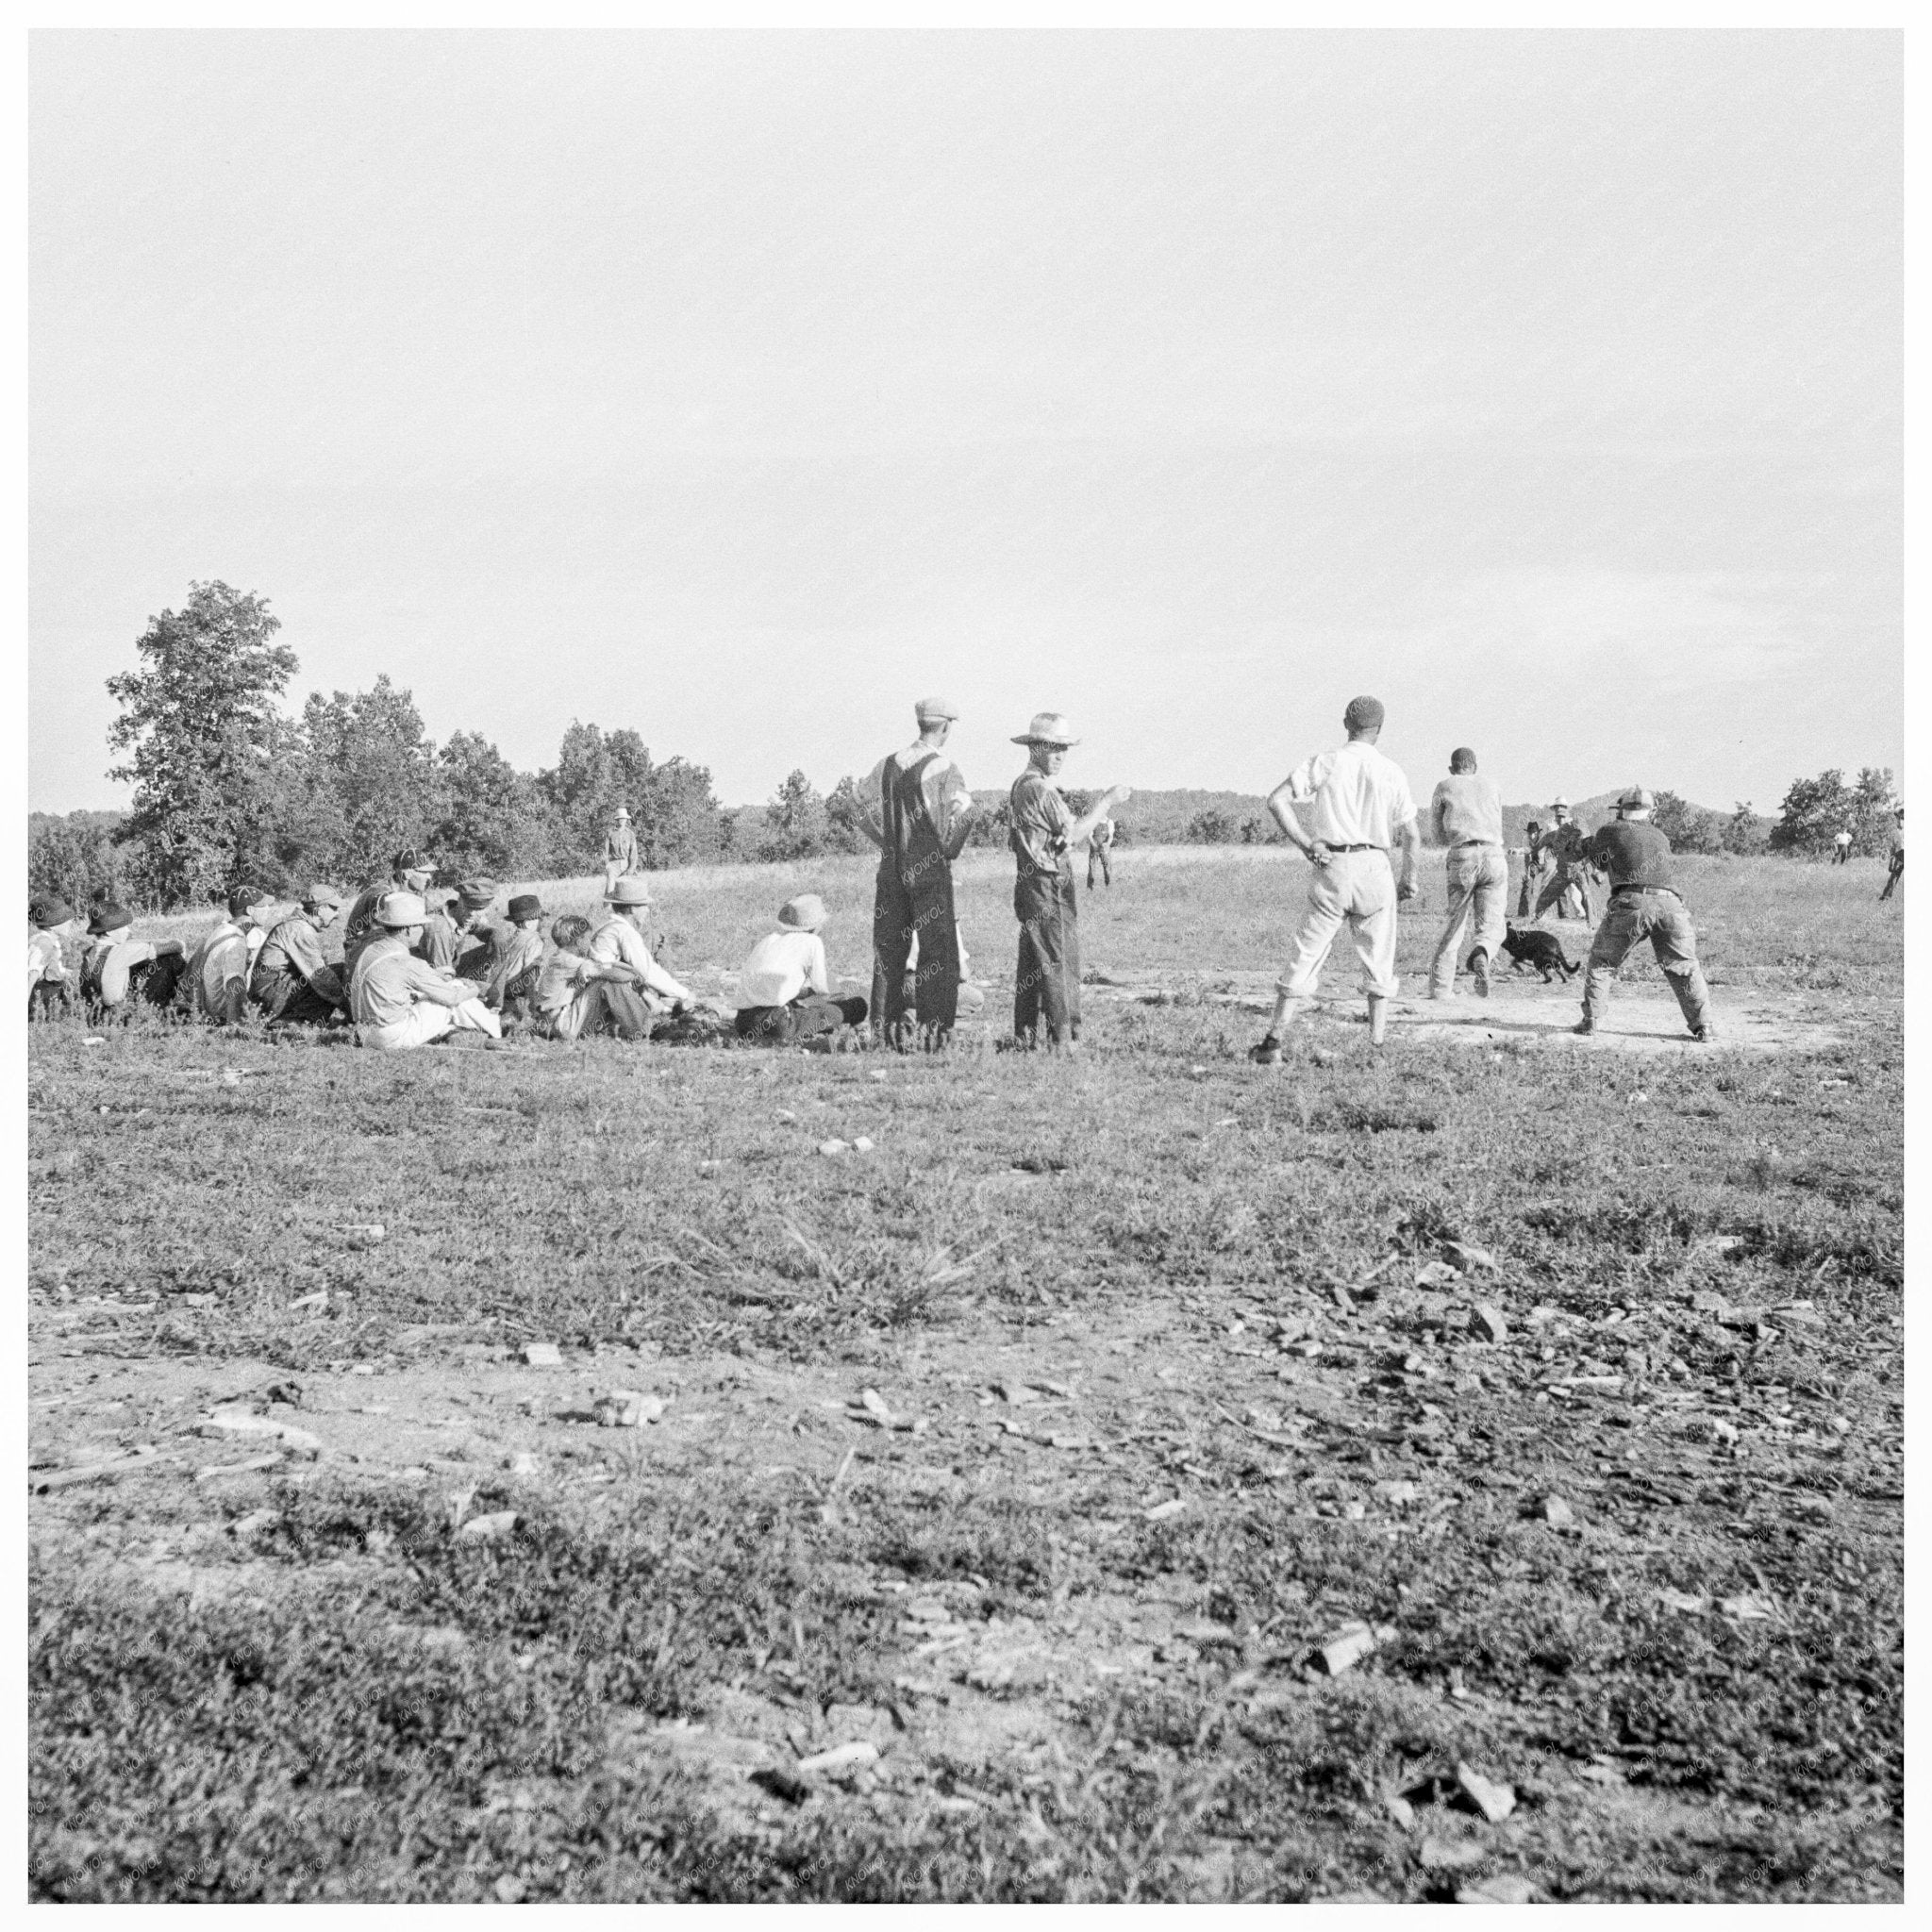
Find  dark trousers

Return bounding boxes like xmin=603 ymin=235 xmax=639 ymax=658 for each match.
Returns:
xmin=1088 ymin=843 xmax=1112 ymax=889
xmin=873 ymin=860 xmax=959 ymax=1043
xmin=584 ymin=981 xmax=657 ymax=1040
xmin=1013 ymin=871 xmax=1081 ymax=1044
xmin=254 ymin=968 xmax=340 ymax=1026
xmin=735 ymin=994 xmax=868 ymax=1045
xmin=1880 ymin=852 xmax=1903 ymax=901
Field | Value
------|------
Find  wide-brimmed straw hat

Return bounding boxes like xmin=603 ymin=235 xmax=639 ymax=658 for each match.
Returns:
xmin=604 ymin=877 xmax=655 ymax=908
xmin=375 ymin=891 xmax=428 ymax=928
xmin=1011 ymin=710 xmax=1079 ymax=747
xmin=778 ymin=893 xmax=828 ymax=933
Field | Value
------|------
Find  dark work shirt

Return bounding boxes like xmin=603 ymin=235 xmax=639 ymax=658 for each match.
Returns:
xmin=1581 ymin=820 xmax=1674 ymax=890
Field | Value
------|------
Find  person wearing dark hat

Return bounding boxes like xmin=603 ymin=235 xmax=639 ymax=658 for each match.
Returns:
xmin=250 ymin=885 xmax=349 ymax=1025
xmin=415 ymin=876 xmax=497 ymax=975
xmin=341 ymin=849 xmax=437 ymax=978
xmin=1007 ymin=712 xmax=1131 ymax=1050
xmin=28 ymin=893 xmax=88 ymax=1017
xmin=732 ymin=894 xmax=869 ymax=1045
xmin=1515 ymin=819 xmax=1547 ymax=919
xmin=175 ymin=886 xmax=275 ymax=1025
xmin=861 ymin=696 xmax=977 ymax=1051
xmin=1880 ymin=805 xmax=1904 ymax=902
xmin=477 ymin=892 xmax=548 ymax=1022
xmin=1426 ymin=746 xmax=1507 ymax=999
xmin=1248 ymin=696 xmax=1420 ymax=1061
xmin=347 ymin=891 xmax=502 ymax=1049
xmin=604 ymin=808 xmax=640 ymax=894
xmin=80 ymin=903 xmax=188 ymax=1020
xmin=1572 ymin=787 xmax=1716 ymax=1041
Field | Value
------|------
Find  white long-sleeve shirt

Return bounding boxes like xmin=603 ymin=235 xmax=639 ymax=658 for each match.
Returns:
xmin=733 ymin=929 xmax=830 ymax=1010
xmin=1281 ymin=741 xmax=1419 ymax=850
xmin=589 ymin=915 xmax=693 ymax=1009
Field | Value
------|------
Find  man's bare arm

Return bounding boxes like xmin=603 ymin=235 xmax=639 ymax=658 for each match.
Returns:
xmin=1065 ymin=786 xmax=1131 ymax=851
xmin=1267 ymin=780 xmax=1321 ymax=860
xmin=1393 ymin=816 xmax=1421 ymax=899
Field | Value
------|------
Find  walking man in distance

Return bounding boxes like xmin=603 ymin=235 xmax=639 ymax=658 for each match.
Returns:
xmin=1249 ymin=695 xmax=1420 ymax=1061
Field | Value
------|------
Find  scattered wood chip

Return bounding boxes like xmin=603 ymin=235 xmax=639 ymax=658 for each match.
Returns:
xmin=523 ymin=1343 xmax=562 ymax=1367
xmin=1471 ymin=1304 xmax=1508 ymax=1344
xmin=1142 ymin=1497 xmax=1188 ymax=1523
xmin=290 ymin=1291 xmax=329 ymax=1312
xmin=199 ymin=1408 xmax=322 ymax=1459
xmin=1441 ymin=1241 xmax=1499 ymax=1274
xmin=1657 ymin=1588 xmax=1708 ymax=1614
xmin=1458 ymin=1875 xmax=1535 ymax=1904
xmin=1418 ymin=1836 xmax=1486 ymax=1873
xmin=457 ymin=1510 xmax=518 ymax=1541
xmin=1414 ymin=1260 xmax=1461 ymax=1289
xmin=1456 ymin=1761 xmax=1517 ymax=1823
xmin=195 ymin=1453 xmax=284 ymax=1483
xmin=818 ymin=1139 xmax=850 ymax=1157
xmin=593 ymin=1391 xmax=660 ymax=1428
xmin=796 ymin=1740 xmax=879 ymax=1774
xmin=1719 ymin=1592 xmax=1776 ymax=1623
xmin=1318 ymin=1623 xmax=1376 ymax=1675
xmin=1539 ymin=1494 xmax=1575 ymax=1529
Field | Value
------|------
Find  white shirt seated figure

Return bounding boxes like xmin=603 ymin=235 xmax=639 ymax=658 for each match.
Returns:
xmin=591 ymin=876 xmax=700 ymax=1012
xmin=735 ymin=912 xmax=831 ymax=1010
xmin=348 ymin=891 xmax=502 ymax=1050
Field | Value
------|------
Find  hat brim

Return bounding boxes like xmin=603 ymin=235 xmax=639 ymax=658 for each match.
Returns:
xmin=1012 ymin=734 xmax=1079 ymax=747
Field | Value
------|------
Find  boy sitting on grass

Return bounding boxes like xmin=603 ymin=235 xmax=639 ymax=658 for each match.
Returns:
xmin=733 ymin=894 xmax=868 ymax=1046
xmin=80 ymin=903 xmax=189 ymax=1023
xmin=529 ymin=914 xmax=658 ymax=1042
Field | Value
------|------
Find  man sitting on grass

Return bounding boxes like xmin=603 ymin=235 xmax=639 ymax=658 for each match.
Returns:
xmin=250 ymin=885 xmax=349 ymax=1026
xmin=28 ymin=893 xmax=88 ymax=1018
xmin=733 ymin=894 xmax=869 ymax=1046
xmin=79 ymin=903 xmax=188 ymax=1022
xmin=591 ymin=877 xmax=720 ymax=1034
xmin=175 ymin=887 xmax=273 ymax=1026
xmin=528 ymin=914 xmax=658 ymax=1041
xmin=347 ymin=891 xmax=502 ymax=1050
xmin=477 ymin=893 xmax=548 ymax=1024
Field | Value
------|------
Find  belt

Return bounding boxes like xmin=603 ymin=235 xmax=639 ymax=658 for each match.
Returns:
xmin=1324 ymin=842 xmax=1386 ymax=854
xmin=1610 ymin=882 xmax=1679 ymax=900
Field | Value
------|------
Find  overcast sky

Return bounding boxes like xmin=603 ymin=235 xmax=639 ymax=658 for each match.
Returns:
xmin=30 ymin=29 xmax=1900 ymax=815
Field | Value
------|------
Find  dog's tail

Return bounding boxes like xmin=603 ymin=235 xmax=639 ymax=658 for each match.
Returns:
xmin=1557 ymin=948 xmax=1580 ymax=974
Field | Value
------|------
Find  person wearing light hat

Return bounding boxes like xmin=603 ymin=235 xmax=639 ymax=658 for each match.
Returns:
xmin=1247 ymin=696 xmax=1420 ymax=1062
xmin=590 ymin=875 xmax=707 ymax=1024
xmin=347 ymin=890 xmax=503 ymax=1050
xmin=80 ymin=902 xmax=188 ymax=1020
xmin=861 ymin=696 xmax=977 ymax=1050
xmin=1007 ymin=712 xmax=1131 ymax=1050
xmin=28 ymin=893 xmax=87 ymax=1017
xmin=1533 ymin=796 xmax=1595 ymax=924
xmin=604 ymin=808 xmax=640 ymax=894
xmin=416 ymin=876 xmax=498 ymax=975
xmin=250 ymin=885 xmax=349 ymax=1025
xmin=732 ymin=894 xmax=870 ymax=1045
xmin=1879 ymin=804 xmax=1904 ymax=902
xmin=1571 ymin=787 xmax=1716 ymax=1041
xmin=342 ymin=849 xmax=437 ymax=978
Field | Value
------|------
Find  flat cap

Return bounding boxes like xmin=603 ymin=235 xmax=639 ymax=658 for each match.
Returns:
xmin=915 ymin=695 xmax=958 ymax=724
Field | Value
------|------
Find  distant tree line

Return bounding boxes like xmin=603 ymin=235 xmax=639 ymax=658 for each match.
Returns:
xmin=25 ymin=580 xmax=1902 ymax=912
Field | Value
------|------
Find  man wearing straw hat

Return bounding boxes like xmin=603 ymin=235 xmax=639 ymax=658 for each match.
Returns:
xmin=1247 ymin=695 xmax=1420 ymax=1061
xmin=249 ymin=884 xmax=349 ymax=1024
xmin=1007 ymin=711 xmax=1130 ymax=1050
xmin=733 ymin=893 xmax=870 ymax=1045
xmin=591 ymin=875 xmax=707 ymax=1024
xmin=604 ymin=808 xmax=640 ymax=894
xmin=347 ymin=890 xmax=502 ymax=1050
xmin=860 ymin=695 xmax=976 ymax=1050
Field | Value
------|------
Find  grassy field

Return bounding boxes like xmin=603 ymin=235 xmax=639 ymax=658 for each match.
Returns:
xmin=27 ymin=848 xmax=1903 ymax=1901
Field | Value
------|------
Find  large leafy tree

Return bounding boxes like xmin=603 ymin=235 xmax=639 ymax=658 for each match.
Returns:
xmin=760 ymin=770 xmax=828 ymax=860
xmin=104 ymin=581 xmax=299 ymax=907
xmin=434 ymin=731 xmax=552 ymax=878
xmin=301 ymin=676 xmax=442 ymax=884
xmin=1770 ymin=766 xmax=1897 ymax=856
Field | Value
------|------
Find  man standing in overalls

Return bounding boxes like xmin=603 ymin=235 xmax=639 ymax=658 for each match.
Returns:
xmin=861 ymin=697 xmax=976 ymax=1050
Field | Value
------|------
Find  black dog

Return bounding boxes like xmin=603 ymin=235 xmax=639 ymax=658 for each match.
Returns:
xmin=1485 ymin=925 xmax=1581 ymax=983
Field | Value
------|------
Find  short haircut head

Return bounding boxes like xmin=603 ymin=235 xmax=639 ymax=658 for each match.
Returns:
xmin=1342 ymin=695 xmax=1385 ymax=735
xmin=550 ymin=914 xmax=591 ymax=952
xmin=1450 ymin=747 xmax=1477 ymax=774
